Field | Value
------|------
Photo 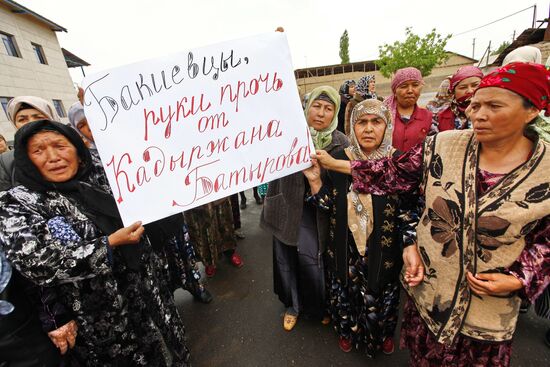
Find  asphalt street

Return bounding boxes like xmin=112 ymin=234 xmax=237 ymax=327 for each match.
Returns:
xmin=176 ymin=190 xmax=550 ymax=367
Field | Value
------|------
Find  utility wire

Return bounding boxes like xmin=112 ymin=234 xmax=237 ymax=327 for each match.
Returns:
xmin=451 ymin=5 xmax=535 ymax=37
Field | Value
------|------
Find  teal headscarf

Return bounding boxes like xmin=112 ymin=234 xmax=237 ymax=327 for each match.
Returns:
xmin=305 ymin=86 xmax=340 ymax=149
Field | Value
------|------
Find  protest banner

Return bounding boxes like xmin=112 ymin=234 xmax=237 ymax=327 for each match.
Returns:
xmin=82 ymin=32 xmax=313 ymax=226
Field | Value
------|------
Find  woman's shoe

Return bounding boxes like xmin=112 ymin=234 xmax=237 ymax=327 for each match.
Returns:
xmin=283 ymin=312 xmax=298 ymax=331
xmin=382 ymin=337 xmax=395 ymax=355
xmin=193 ymin=288 xmax=213 ymax=304
xmin=234 ymin=229 xmax=245 ymax=239
xmin=205 ymin=265 xmax=216 ymax=277
xmin=338 ymin=337 xmax=352 ymax=353
xmin=321 ymin=315 xmax=331 ymax=325
xmin=230 ymin=253 xmax=244 ymax=268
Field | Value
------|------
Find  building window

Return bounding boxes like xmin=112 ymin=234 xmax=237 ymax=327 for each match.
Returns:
xmin=0 ymin=97 xmax=12 ymax=117
xmin=31 ymin=43 xmax=47 ymax=64
xmin=0 ymin=32 xmax=19 ymax=57
xmin=52 ymin=99 xmax=66 ymax=118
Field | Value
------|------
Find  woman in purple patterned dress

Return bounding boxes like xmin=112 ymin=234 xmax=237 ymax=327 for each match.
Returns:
xmin=313 ymin=62 xmax=550 ymax=366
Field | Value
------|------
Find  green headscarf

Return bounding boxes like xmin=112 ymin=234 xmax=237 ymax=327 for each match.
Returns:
xmin=305 ymin=86 xmax=340 ymax=149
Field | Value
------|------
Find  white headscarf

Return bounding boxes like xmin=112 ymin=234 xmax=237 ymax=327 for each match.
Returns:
xmin=502 ymin=46 xmax=542 ymax=65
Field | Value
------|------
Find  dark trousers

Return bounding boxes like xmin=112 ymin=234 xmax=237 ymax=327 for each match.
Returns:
xmin=0 ymin=319 xmax=60 ymax=367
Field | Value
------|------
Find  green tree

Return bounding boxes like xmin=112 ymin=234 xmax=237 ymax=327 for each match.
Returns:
xmin=491 ymin=41 xmax=510 ymax=56
xmin=376 ymin=27 xmax=451 ymax=78
xmin=339 ymin=30 xmax=350 ymax=64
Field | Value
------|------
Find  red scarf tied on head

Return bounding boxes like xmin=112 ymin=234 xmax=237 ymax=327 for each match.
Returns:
xmin=449 ymin=65 xmax=484 ymax=92
xmin=477 ymin=62 xmax=550 ymax=116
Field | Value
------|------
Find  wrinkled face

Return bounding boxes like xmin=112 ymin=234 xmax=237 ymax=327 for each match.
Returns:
xmin=348 ymin=84 xmax=356 ymax=95
xmin=454 ymin=76 xmax=482 ymax=100
xmin=395 ymin=80 xmax=422 ymax=108
xmin=307 ymin=99 xmax=335 ymax=131
xmin=77 ymin=118 xmax=94 ymax=142
xmin=14 ymin=108 xmax=47 ymax=129
xmin=353 ymin=114 xmax=386 ymax=154
xmin=468 ymin=87 xmax=539 ymax=145
xmin=368 ymin=80 xmax=376 ymax=93
xmin=0 ymin=139 xmax=7 ymax=153
xmin=27 ymin=131 xmax=79 ymax=183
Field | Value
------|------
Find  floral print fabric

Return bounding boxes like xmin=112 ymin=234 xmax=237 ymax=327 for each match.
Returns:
xmin=0 ymin=161 xmax=190 ymax=366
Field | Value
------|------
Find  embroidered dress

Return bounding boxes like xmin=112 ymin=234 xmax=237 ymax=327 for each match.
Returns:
xmin=351 ymin=134 xmax=550 ymax=366
xmin=184 ymin=198 xmax=237 ymax=267
xmin=0 ymin=160 xmax=190 ymax=366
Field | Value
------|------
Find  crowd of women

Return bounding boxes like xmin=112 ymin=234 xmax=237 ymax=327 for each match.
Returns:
xmin=0 ymin=42 xmax=549 ymax=366
xmin=261 ymin=45 xmax=550 ymax=366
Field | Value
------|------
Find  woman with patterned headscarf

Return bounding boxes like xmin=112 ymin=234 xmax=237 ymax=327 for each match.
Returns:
xmin=261 ymin=86 xmax=349 ymax=332
xmin=344 ymin=75 xmax=377 ymax=135
xmin=433 ymin=66 xmax=484 ymax=132
xmin=323 ymin=99 xmax=418 ymax=356
xmin=384 ymin=67 xmax=433 ymax=152
xmin=314 ymin=62 xmax=550 ymax=366
xmin=337 ymin=80 xmax=355 ymax=133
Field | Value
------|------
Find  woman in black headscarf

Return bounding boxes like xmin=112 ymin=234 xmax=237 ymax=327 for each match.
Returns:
xmin=0 ymin=120 xmax=190 ymax=366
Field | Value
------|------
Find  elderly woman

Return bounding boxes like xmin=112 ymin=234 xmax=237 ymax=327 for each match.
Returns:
xmin=1 ymin=96 xmax=60 ymax=190
xmin=434 ymin=66 xmax=484 ymax=132
xmin=67 ymin=101 xmax=211 ymax=303
xmin=1 ymin=96 xmax=75 ymax=366
xmin=384 ymin=67 xmax=433 ymax=152
xmin=324 ymin=99 xmax=417 ymax=356
xmin=261 ymin=86 xmax=349 ymax=331
xmin=313 ymin=62 xmax=550 ymax=366
xmin=344 ymin=75 xmax=377 ymax=135
xmin=0 ymin=120 xmax=190 ymax=366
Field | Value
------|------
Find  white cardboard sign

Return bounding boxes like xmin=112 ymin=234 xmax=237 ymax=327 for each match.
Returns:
xmin=82 ymin=33 xmax=313 ymax=226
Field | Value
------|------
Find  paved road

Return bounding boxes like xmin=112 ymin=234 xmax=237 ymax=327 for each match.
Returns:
xmin=176 ymin=190 xmax=550 ymax=367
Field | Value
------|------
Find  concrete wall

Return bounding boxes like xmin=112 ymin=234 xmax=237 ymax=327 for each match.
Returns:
xmin=296 ymin=54 xmax=476 ymax=101
xmin=0 ymin=3 xmax=77 ymax=140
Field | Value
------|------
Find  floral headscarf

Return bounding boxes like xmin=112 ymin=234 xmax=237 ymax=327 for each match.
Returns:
xmin=345 ymin=99 xmax=394 ymax=255
xmin=355 ymin=75 xmax=377 ymax=100
xmin=306 ymin=86 xmax=340 ymax=149
xmin=426 ymin=77 xmax=452 ymax=114
xmin=339 ymin=80 xmax=356 ymax=100
xmin=476 ymin=62 xmax=550 ymax=116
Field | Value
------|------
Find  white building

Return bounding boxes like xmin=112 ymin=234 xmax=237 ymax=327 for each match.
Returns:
xmin=0 ymin=0 xmax=88 ymax=139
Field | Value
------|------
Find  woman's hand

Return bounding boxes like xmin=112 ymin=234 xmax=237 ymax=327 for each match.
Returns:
xmin=467 ymin=272 xmax=523 ymax=296
xmin=311 ymin=150 xmax=351 ymax=174
xmin=403 ymin=245 xmax=425 ymax=287
xmin=303 ymin=160 xmax=322 ymax=194
xmin=108 ymin=221 xmax=144 ymax=247
xmin=47 ymin=320 xmax=78 ymax=355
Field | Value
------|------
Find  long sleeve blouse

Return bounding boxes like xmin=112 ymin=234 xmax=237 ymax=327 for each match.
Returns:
xmin=350 ymin=143 xmax=550 ymax=302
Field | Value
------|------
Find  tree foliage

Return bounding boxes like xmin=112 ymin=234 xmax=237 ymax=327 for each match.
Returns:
xmin=339 ymin=30 xmax=350 ymax=64
xmin=376 ymin=28 xmax=451 ymax=78
xmin=492 ymin=41 xmax=511 ymax=56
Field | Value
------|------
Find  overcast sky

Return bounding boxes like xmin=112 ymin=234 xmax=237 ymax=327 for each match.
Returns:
xmin=20 ymin=0 xmax=548 ymax=84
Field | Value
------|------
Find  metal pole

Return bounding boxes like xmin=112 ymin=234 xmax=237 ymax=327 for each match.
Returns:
xmin=472 ymin=38 xmax=476 ymax=59
xmin=512 ymin=30 xmax=516 ymax=41
xmin=532 ymin=4 xmax=537 ymax=28
xmin=486 ymin=41 xmax=491 ymax=67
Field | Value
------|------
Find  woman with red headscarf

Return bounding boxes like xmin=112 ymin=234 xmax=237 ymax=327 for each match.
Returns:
xmin=385 ymin=67 xmax=433 ymax=152
xmin=434 ymin=65 xmax=484 ymax=132
xmin=313 ymin=62 xmax=550 ymax=366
